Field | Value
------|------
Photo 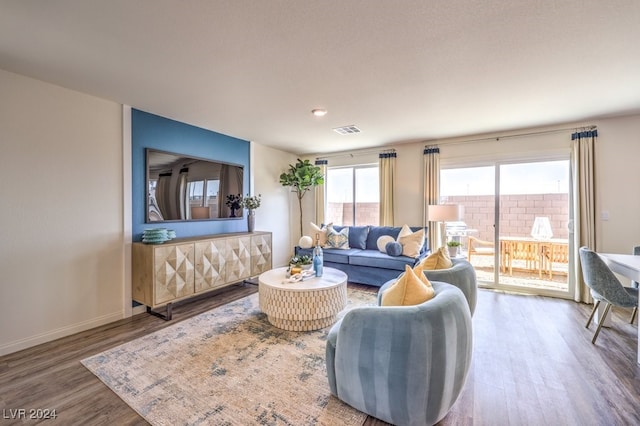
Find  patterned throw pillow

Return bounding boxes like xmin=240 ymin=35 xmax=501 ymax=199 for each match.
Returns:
xmin=381 ymin=265 xmax=435 ymax=306
xmin=326 ymin=227 xmax=349 ymax=249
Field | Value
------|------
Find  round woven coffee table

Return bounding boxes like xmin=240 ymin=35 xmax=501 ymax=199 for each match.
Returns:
xmin=258 ymin=267 xmax=348 ymax=331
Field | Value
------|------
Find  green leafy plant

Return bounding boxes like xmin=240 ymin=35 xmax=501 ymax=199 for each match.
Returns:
xmin=241 ymin=193 xmax=262 ymax=211
xmin=447 ymin=240 xmax=462 ymax=247
xmin=289 ymin=254 xmax=313 ymax=266
xmin=279 ymin=159 xmax=324 ymax=237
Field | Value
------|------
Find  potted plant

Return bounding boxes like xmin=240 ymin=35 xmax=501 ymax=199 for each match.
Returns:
xmin=447 ymin=240 xmax=462 ymax=257
xmin=289 ymin=254 xmax=313 ymax=274
xmin=241 ymin=193 xmax=261 ymax=232
xmin=279 ymin=159 xmax=324 ymax=238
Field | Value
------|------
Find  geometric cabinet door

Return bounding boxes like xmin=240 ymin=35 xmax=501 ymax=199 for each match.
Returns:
xmin=194 ymin=238 xmax=227 ymax=292
xmin=153 ymin=243 xmax=195 ymax=304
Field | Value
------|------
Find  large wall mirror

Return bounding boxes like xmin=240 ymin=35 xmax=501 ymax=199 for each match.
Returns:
xmin=146 ymin=149 xmax=244 ymax=223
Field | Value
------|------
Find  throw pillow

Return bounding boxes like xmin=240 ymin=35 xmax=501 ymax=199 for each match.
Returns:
xmin=309 ymin=222 xmax=332 ymax=247
xmin=326 ymin=226 xmax=349 ymax=249
xmin=377 ymin=235 xmax=395 ymax=252
xmin=397 ymin=226 xmax=425 ymax=258
xmin=385 ymin=241 xmax=403 ymax=257
xmin=298 ymin=235 xmax=313 ymax=249
xmin=413 ymin=262 xmax=434 ymax=288
xmin=333 ymin=225 xmax=369 ymax=249
xmin=381 ymin=265 xmax=435 ymax=306
xmin=421 ymin=246 xmax=453 ymax=270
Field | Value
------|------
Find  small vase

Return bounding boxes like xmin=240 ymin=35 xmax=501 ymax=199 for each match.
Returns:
xmin=247 ymin=210 xmax=255 ymax=232
xmin=230 ymin=208 xmax=236 ymax=218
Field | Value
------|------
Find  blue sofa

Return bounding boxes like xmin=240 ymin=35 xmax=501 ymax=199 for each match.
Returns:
xmin=296 ymin=225 xmax=428 ymax=287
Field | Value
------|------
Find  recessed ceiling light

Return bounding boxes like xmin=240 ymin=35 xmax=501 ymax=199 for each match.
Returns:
xmin=311 ymin=108 xmax=327 ymax=117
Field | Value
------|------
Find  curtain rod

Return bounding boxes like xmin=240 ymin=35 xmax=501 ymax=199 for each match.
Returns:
xmin=427 ymin=125 xmax=597 ymax=147
xmin=316 ymin=147 xmax=395 ymax=161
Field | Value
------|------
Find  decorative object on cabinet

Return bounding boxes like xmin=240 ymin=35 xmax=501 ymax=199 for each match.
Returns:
xmin=132 ymin=231 xmax=272 ymax=320
xmin=241 ymin=193 xmax=261 ymax=232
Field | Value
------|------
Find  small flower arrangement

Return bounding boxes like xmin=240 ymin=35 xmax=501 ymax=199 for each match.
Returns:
xmin=225 ymin=194 xmax=242 ymax=210
xmin=289 ymin=254 xmax=313 ymax=266
xmin=241 ymin=193 xmax=262 ymax=210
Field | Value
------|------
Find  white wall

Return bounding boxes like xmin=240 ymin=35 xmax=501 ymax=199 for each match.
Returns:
xmin=251 ymin=142 xmax=298 ymax=267
xmin=304 ymin=114 xmax=640 ymax=257
xmin=0 ymin=69 xmax=124 ymax=355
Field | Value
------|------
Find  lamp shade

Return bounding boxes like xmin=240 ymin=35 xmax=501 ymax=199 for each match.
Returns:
xmin=531 ymin=216 xmax=553 ymax=239
xmin=428 ymin=204 xmax=463 ymax=222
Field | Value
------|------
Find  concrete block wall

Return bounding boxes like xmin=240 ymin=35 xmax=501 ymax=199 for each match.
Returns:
xmin=446 ymin=193 xmax=569 ymax=241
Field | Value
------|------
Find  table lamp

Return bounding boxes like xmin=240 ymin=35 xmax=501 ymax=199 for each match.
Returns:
xmin=531 ymin=216 xmax=553 ymax=240
xmin=428 ymin=204 xmax=463 ymax=249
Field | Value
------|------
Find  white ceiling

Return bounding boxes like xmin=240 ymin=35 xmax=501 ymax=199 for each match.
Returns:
xmin=1 ymin=1 xmax=639 ymax=155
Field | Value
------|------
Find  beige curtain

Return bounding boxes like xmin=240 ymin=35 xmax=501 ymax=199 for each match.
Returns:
xmin=314 ymin=159 xmax=328 ymax=225
xmin=570 ymin=130 xmax=597 ymax=303
xmin=424 ymin=146 xmax=441 ymax=250
xmin=379 ymin=151 xmax=396 ymax=226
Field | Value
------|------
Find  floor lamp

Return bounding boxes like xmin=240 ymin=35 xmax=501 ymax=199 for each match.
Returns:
xmin=428 ymin=204 xmax=463 ymax=250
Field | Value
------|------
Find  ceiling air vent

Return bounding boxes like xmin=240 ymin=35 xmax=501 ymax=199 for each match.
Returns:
xmin=333 ymin=125 xmax=362 ymax=135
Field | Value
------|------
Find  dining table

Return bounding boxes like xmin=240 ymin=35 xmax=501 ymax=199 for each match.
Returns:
xmin=598 ymin=253 xmax=640 ymax=364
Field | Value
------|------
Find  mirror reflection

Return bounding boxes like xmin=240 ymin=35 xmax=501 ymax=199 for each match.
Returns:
xmin=146 ymin=149 xmax=244 ymax=222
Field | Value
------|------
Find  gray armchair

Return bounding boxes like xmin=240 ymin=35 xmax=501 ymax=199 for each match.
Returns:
xmin=579 ymin=246 xmax=639 ymax=343
xmin=326 ymin=281 xmax=472 ymax=426
xmin=422 ymin=258 xmax=477 ymax=315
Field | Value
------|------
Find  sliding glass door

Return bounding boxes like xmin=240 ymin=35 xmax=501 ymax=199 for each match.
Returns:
xmin=441 ymin=158 xmax=572 ymax=298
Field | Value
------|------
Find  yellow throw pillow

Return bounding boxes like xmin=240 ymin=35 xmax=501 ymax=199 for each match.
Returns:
xmin=309 ymin=222 xmax=332 ymax=247
xmin=413 ymin=262 xmax=434 ymax=288
xmin=421 ymin=246 xmax=453 ymax=270
xmin=381 ymin=265 xmax=435 ymax=306
xmin=397 ymin=226 xmax=425 ymax=258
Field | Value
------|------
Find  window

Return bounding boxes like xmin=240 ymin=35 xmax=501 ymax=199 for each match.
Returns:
xmin=326 ymin=165 xmax=379 ymax=226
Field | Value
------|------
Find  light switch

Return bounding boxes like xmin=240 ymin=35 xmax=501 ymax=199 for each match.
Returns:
xmin=601 ymin=210 xmax=609 ymax=221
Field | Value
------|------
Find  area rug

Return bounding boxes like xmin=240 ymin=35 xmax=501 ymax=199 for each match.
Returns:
xmin=82 ymin=288 xmax=376 ymax=426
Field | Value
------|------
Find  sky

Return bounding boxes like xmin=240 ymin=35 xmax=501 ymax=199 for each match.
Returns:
xmin=441 ymin=160 xmax=570 ymax=196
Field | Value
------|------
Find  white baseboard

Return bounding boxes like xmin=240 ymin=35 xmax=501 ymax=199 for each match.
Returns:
xmin=0 ymin=310 xmax=125 ymax=357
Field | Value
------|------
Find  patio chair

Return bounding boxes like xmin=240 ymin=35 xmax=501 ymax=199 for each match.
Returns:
xmin=578 ymin=247 xmax=639 ymax=344
xmin=467 ymin=235 xmax=495 ymax=263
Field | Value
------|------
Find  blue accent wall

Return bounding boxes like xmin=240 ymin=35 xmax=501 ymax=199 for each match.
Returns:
xmin=132 ymin=109 xmax=250 ymax=241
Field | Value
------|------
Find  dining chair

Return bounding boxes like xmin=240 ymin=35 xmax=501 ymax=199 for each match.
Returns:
xmin=579 ymin=247 xmax=639 ymax=344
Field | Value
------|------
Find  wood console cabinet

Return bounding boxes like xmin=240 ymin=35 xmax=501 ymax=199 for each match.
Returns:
xmin=132 ymin=231 xmax=272 ymax=318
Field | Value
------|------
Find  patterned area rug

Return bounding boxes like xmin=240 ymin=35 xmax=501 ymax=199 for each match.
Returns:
xmin=82 ymin=288 xmax=376 ymax=426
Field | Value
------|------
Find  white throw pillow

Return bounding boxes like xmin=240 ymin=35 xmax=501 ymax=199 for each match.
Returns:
xmin=377 ymin=235 xmax=395 ymax=252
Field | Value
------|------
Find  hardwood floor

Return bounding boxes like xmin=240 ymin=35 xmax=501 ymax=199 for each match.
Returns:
xmin=1 ymin=283 xmax=638 ymax=425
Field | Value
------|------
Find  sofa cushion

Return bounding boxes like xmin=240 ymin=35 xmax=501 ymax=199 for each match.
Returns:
xmin=366 ymin=226 xmax=403 ymax=250
xmin=348 ymin=249 xmax=416 ymax=271
xmin=333 ymin=225 xmax=369 ymax=249
xmin=322 ymin=248 xmax=362 ymax=264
